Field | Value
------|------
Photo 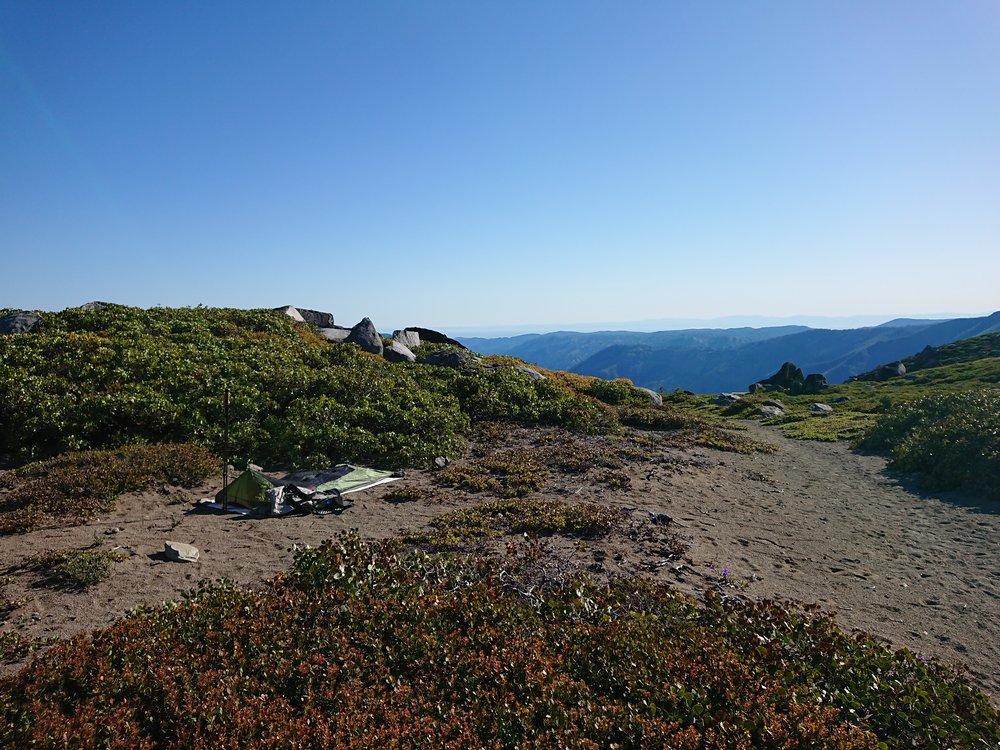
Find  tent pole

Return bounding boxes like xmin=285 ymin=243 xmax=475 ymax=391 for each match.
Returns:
xmin=223 ymin=384 xmax=230 ymax=511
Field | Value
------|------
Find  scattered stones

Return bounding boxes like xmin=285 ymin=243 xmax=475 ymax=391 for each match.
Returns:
xmin=345 ymin=317 xmax=384 ymax=356
xmin=0 ymin=311 xmax=43 ymax=334
xmin=762 ymin=399 xmax=785 ymax=409
xmin=383 ymin=340 xmax=417 ymax=363
xmin=650 ymin=512 xmax=673 ymax=526
xmin=164 ymin=541 xmax=200 ymax=563
xmin=809 ymin=403 xmax=834 ymax=413
xmin=433 ymin=456 xmax=450 ymax=469
xmin=830 ymin=395 xmax=852 ymax=403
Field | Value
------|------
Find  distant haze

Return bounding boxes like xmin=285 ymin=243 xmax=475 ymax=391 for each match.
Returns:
xmin=444 ymin=313 xmax=979 ymax=339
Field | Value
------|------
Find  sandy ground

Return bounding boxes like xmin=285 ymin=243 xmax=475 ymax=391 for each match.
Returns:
xmin=1 ymin=423 xmax=997 ymax=702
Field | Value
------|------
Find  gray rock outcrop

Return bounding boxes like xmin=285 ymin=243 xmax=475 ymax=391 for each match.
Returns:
xmin=752 ymin=361 xmax=828 ymax=395
xmin=345 ymin=317 xmax=384 ymax=355
xmin=0 ymin=311 xmax=43 ymax=334
xmin=317 ymin=327 xmax=352 ymax=343
xmin=275 ymin=306 xmax=335 ymax=328
xmin=392 ymin=329 xmax=422 ymax=350
xmin=756 ymin=405 xmax=784 ymax=418
xmin=712 ymin=393 xmax=742 ymax=406
xmin=515 ymin=365 xmax=545 ymax=381
xmin=423 ymin=349 xmax=478 ymax=369
xmin=871 ymin=362 xmax=906 ymax=381
xmin=809 ymin=403 xmax=834 ymax=413
xmin=404 ymin=327 xmax=467 ymax=349
xmin=383 ymin=340 xmax=417 ymax=363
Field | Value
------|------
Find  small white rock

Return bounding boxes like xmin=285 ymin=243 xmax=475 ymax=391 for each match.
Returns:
xmin=164 ymin=541 xmax=200 ymax=563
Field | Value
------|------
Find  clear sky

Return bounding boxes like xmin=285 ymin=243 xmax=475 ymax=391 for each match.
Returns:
xmin=2 ymin=1 xmax=998 ymax=333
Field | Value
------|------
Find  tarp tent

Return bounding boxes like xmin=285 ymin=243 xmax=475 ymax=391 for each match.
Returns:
xmin=283 ymin=464 xmax=398 ymax=495
xmin=209 ymin=464 xmax=400 ymax=515
xmin=215 ymin=469 xmax=281 ymax=510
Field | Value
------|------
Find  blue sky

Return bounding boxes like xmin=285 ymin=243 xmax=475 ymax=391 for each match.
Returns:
xmin=2 ymin=2 xmax=998 ymax=334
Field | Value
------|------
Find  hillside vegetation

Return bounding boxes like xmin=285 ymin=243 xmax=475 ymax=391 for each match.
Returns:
xmin=1 ymin=305 xmax=998 ymax=746
xmin=0 ymin=304 xmax=753 ymax=533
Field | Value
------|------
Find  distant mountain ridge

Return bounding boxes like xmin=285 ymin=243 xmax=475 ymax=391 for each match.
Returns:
xmin=461 ymin=312 xmax=1000 ymax=393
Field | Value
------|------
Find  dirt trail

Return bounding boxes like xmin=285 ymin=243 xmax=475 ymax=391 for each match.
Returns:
xmin=653 ymin=422 xmax=1000 ymax=700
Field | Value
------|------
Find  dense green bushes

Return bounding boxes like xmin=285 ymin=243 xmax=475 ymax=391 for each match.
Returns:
xmin=0 ymin=305 xmax=689 ymax=471
xmin=1 ymin=533 xmax=995 ymax=748
xmin=857 ymin=389 xmax=1000 ymax=500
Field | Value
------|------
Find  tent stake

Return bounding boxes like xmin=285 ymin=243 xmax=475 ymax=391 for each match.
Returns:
xmin=223 ymin=385 xmax=230 ymax=511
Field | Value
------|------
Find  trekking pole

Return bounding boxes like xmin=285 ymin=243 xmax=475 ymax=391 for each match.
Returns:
xmin=223 ymin=384 xmax=230 ymax=511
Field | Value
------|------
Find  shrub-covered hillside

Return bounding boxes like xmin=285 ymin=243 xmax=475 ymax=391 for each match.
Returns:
xmin=0 ymin=304 xmax=709 ymax=470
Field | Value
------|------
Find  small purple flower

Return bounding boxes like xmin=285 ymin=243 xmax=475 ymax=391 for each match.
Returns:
xmin=721 ymin=568 xmax=730 ymax=578
xmin=918 ymin=655 xmax=927 ymax=663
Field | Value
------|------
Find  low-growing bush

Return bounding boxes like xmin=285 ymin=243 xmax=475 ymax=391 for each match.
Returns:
xmin=22 ymin=547 xmax=127 ymax=590
xmin=1 ymin=533 xmax=995 ymax=748
xmin=0 ymin=443 xmax=216 ymax=534
xmin=856 ymin=389 xmax=1000 ymax=500
xmin=402 ymin=498 xmax=625 ymax=550
xmin=585 ymin=377 xmax=652 ymax=407
xmin=437 ymin=447 xmax=549 ymax=498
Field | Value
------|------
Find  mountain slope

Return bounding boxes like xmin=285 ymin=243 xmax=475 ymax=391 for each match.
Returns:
xmin=565 ymin=312 xmax=1000 ymax=392
xmin=460 ymin=326 xmax=810 ymax=372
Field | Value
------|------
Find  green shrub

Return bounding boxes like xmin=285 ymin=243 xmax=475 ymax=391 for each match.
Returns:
xmin=22 ymin=547 xmax=127 ymax=590
xmin=857 ymin=389 xmax=1000 ymax=500
xmin=585 ymin=378 xmax=651 ymax=407
xmin=402 ymin=498 xmax=626 ymax=550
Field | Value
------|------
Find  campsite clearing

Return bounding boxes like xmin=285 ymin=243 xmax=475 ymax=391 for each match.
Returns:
xmin=0 ymin=423 xmax=997 ymax=704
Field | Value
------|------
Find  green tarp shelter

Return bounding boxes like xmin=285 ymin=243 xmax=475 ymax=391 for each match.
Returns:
xmin=214 ymin=464 xmax=398 ymax=511
xmin=214 ymin=469 xmax=279 ymax=510
xmin=283 ymin=464 xmax=397 ymax=495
